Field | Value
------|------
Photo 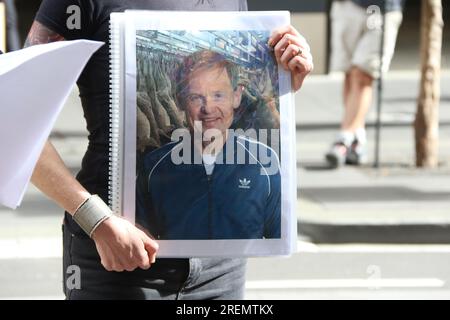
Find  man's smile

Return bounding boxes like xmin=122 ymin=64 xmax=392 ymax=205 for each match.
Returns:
xmin=201 ymin=117 xmax=220 ymax=126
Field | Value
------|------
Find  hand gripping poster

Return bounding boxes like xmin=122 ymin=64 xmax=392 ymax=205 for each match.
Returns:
xmin=109 ymin=11 xmax=296 ymax=257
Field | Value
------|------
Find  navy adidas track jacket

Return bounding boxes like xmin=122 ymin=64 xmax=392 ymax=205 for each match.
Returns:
xmin=136 ymin=135 xmax=281 ymax=240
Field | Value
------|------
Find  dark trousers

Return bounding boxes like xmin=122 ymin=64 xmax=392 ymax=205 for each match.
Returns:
xmin=62 ymin=224 xmax=247 ymax=300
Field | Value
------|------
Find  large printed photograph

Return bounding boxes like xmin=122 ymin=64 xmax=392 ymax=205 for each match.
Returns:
xmin=134 ymin=30 xmax=282 ymax=240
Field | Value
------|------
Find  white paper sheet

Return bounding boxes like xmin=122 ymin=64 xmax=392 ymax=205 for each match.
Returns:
xmin=0 ymin=40 xmax=103 ymax=209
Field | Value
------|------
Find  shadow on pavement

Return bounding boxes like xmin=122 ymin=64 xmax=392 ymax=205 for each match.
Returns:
xmin=299 ymin=186 xmax=450 ymax=202
xmin=300 ymin=222 xmax=450 ymax=244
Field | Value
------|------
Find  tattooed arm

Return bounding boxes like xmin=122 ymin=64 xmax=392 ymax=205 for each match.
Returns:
xmin=24 ymin=21 xmax=65 ymax=47
xmin=27 ymin=20 xmax=158 ymax=272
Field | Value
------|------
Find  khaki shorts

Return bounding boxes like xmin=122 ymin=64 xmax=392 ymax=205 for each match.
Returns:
xmin=330 ymin=0 xmax=403 ymax=79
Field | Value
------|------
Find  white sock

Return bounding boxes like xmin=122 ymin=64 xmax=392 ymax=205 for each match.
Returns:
xmin=335 ymin=131 xmax=354 ymax=147
xmin=355 ymin=128 xmax=367 ymax=145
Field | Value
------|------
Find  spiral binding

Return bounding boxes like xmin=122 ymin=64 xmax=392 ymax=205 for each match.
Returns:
xmin=108 ymin=14 xmax=122 ymax=215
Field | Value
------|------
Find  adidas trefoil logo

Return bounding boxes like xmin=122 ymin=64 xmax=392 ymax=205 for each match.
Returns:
xmin=239 ymin=178 xmax=251 ymax=189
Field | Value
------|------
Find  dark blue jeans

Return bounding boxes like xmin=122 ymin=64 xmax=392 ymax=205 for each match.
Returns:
xmin=62 ymin=224 xmax=247 ymax=300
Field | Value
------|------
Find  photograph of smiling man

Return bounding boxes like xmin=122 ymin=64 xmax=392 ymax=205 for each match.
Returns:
xmin=135 ymin=31 xmax=281 ymax=241
xmin=136 ymin=48 xmax=281 ymax=240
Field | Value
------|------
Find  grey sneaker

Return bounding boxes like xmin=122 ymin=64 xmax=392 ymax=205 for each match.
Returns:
xmin=346 ymin=139 xmax=368 ymax=165
xmin=325 ymin=142 xmax=348 ymax=168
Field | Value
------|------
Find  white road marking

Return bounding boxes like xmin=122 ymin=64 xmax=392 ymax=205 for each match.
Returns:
xmin=297 ymin=240 xmax=450 ymax=253
xmin=246 ymin=278 xmax=445 ymax=290
xmin=0 ymin=238 xmax=62 ymax=259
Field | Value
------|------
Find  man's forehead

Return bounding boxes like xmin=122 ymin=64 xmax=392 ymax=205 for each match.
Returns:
xmin=189 ymin=65 xmax=230 ymax=82
xmin=187 ymin=68 xmax=232 ymax=93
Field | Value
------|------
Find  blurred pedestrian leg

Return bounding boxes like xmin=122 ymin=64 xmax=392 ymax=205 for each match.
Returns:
xmin=326 ymin=0 xmax=403 ymax=168
xmin=0 ymin=0 xmax=20 ymax=51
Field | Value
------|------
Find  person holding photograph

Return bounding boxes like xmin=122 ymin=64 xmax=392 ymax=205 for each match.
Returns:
xmin=26 ymin=0 xmax=313 ymax=300
xmin=136 ymin=50 xmax=281 ymax=240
